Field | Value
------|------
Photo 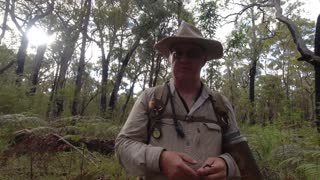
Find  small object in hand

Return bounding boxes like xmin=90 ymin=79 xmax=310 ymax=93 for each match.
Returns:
xmin=203 ymin=164 xmax=212 ymax=168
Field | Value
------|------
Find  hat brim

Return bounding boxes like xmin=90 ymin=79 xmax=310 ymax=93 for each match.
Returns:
xmin=154 ymin=36 xmax=223 ymax=60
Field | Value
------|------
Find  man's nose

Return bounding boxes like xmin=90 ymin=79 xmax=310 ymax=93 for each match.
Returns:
xmin=178 ymin=53 xmax=193 ymax=62
xmin=178 ymin=55 xmax=189 ymax=62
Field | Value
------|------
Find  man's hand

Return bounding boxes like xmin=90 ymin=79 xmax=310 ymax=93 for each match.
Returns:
xmin=196 ymin=157 xmax=227 ymax=180
xmin=160 ymin=151 xmax=199 ymax=180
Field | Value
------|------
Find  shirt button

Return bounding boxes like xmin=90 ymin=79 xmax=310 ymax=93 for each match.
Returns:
xmin=186 ymin=141 xmax=190 ymax=146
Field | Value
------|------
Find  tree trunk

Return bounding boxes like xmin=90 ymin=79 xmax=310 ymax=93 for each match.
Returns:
xmin=71 ymin=0 xmax=91 ymax=116
xmin=249 ymin=55 xmax=258 ymax=124
xmin=48 ymin=4 xmax=86 ymax=118
xmin=100 ymin=31 xmax=116 ymax=116
xmin=0 ymin=0 xmax=10 ymax=43
xmin=122 ymin=77 xmax=138 ymax=113
xmin=176 ymin=0 xmax=182 ymax=26
xmin=11 ymin=0 xmax=54 ymax=86
xmin=315 ymin=15 xmax=320 ymax=133
xmin=29 ymin=21 xmax=54 ymax=95
xmin=152 ymin=55 xmax=162 ymax=87
xmin=29 ymin=44 xmax=47 ymax=94
xmin=46 ymin=63 xmax=60 ymax=120
xmin=248 ymin=8 xmax=260 ymax=125
xmin=80 ymin=90 xmax=98 ymax=116
xmin=99 ymin=33 xmax=107 ymax=116
xmin=49 ymin=31 xmax=80 ymax=119
xmin=54 ymin=41 xmax=78 ymax=117
xmin=108 ymin=37 xmax=141 ymax=111
xmin=148 ymin=51 xmax=156 ymax=87
xmin=249 ymin=59 xmax=257 ymax=124
xmin=15 ymin=32 xmax=29 ymax=86
xmin=315 ymin=64 xmax=320 ymax=133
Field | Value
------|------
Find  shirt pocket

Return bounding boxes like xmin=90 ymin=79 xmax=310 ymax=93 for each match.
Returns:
xmin=203 ymin=122 xmax=221 ymax=133
xmin=193 ymin=122 xmax=222 ymax=161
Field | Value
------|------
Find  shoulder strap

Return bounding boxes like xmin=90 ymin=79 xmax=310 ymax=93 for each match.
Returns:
xmin=146 ymin=83 xmax=231 ymax=141
xmin=146 ymin=82 xmax=169 ymax=142
xmin=208 ymin=91 xmax=230 ymax=134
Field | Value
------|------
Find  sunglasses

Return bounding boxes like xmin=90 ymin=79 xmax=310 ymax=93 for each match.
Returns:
xmin=170 ymin=48 xmax=204 ymax=59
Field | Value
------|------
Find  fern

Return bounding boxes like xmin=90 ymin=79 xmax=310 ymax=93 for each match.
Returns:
xmin=296 ymin=163 xmax=320 ymax=180
xmin=279 ymin=149 xmax=320 ymax=179
xmin=303 ymin=150 xmax=320 ymax=159
xmin=279 ymin=156 xmax=303 ymax=168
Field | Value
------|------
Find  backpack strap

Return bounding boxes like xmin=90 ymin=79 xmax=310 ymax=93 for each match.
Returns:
xmin=146 ymin=82 xmax=231 ymax=141
xmin=208 ymin=92 xmax=230 ymax=134
xmin=147 ymin=82 xmax=169 ymax=142
xmin=167 ymin=83 xmax=185 ymax=138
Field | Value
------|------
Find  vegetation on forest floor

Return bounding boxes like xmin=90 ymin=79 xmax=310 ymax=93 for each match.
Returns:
xmin=0 ymin=114 xmax=319 ymax=180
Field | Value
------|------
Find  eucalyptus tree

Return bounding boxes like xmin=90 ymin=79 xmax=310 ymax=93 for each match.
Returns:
xmin=255 ymin=74 xmax=283 ymax=124
xmin=108 ymin=0 xmax=177 ymax=111
xmin=226 ymin=0 xmax=320 ymax=132
xmin=0 ymin=0 xmax=10 ymax=43
xmin=121 ymin=54 xmax=146 ymax=114
xmin=267 ymin=15 xmax=315 ymax=121
xmin=194 ymin=0 xmax=221 ymax=90
xmin=71 ymin=0 xmax=92 ymax=116
xmin=9 ymin=0 xmax=54 ymax=86
xmin=91 ymin=0 xmax=130 ymax=116
xmin=223 ymin=23 xmax=249 ymax=104
xmin=222 ymin=0 xmax=320 ymax=125
xmin=140 ymin=15 xmax=176 ymax=88
xmin=29 ymin=17 xmax=55 ymax=95
xmin=47 ymin=0 xmax=87 ymax=119
xmin=223 ymin=3 xmax=272 ymax=124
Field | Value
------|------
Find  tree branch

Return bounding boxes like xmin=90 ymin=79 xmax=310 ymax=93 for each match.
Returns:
xmin=271 ymin=0 xmax=320 ymax=63
xmin=9 ymin=0 xmax=23 ymax=34
xmin=222 ymin=0 xmax=271 ymax=22
xmin=0 ymin=0 xmax=10 ymax=43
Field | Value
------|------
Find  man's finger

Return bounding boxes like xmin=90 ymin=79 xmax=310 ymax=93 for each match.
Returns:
xmin=197 ymin=164 xmax=219 ymax=176
xmin=178 ymin=152 xmax=198 ymax=165
xmin=179 ymin=162 xmax=199 ymax=179
xmin=198 ymin=161 xmax=226 ymax=177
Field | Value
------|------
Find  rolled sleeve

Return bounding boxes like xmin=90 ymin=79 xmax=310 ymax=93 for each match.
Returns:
xmin=219 ymin=153 xmax=241 ymax=179
xmin=145 ymin=145 xmax=165 ymax=172
xmin=219 ymin=95 xmax=243 ymax=179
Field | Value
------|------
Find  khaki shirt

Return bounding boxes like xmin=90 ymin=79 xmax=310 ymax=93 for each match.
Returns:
xmin=115 ymin=80 xmax=242 ymax=179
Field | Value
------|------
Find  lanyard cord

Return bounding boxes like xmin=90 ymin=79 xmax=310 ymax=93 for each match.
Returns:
xmin=166 ymin=83 xmax=185 ymax=138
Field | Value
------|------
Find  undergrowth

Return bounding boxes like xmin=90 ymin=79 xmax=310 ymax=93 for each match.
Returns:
xmin=0 ymin=152 xmax=132 ymax=180
xmin=240 ymin=122 xmax=320 ymax=180
xmin=1 ymin=114 xmax=319 ymax=179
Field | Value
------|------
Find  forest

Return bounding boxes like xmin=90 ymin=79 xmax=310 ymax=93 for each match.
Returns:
xmin=0 ymin=0 xmax=319 ymax=179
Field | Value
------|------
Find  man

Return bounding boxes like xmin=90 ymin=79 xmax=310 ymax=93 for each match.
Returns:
xmin=115 ymin=21 xmax=261 ymax=180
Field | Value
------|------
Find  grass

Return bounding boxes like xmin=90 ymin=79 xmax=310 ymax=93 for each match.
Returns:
xmin=240 ymin=122 xmax=320 ymax=180
xmin=0 ymin=152 xmax=132 ymax=180
xmin=0 ymin=114 xmax=320 ymax=179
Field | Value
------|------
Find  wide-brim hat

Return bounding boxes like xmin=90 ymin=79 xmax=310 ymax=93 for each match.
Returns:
xmin=155 ymin=21 xmax=223 ymax=60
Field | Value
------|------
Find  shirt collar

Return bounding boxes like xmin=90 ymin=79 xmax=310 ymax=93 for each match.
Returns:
xmin=168 ymin=78 xmax=210 ymax=99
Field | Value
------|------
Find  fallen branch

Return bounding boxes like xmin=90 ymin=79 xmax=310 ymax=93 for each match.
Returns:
xmin=53 ymin=133 xmax=99 ymax=167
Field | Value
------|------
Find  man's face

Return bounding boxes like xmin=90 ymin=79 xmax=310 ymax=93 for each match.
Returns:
xmin=170 ymin=43 xmax=207 ymax=81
